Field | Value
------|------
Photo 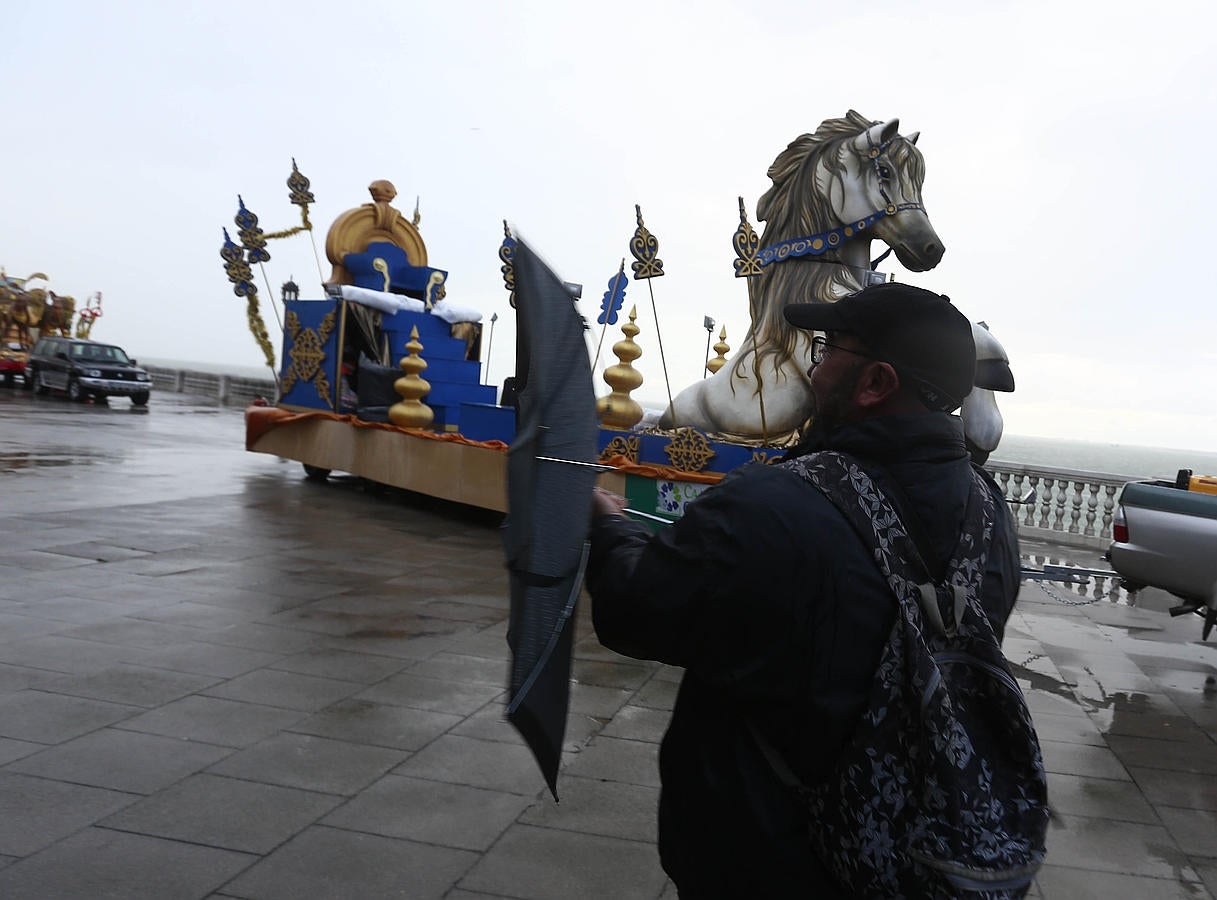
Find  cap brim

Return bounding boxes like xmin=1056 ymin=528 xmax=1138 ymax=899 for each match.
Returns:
xmin=783 ymin=302 xmax=846 ymax=331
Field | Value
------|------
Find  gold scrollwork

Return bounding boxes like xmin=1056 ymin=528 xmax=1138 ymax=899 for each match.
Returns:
xmin=600 ymin=435 xmax=640 ymax=464
xmin=372 ymin=258 xmax=391 ymax=292
xmin=629 ymin=204 xmax=664 ymax=279
xmin=282 ymin=310 xmax=336 ymax=407
xmin=663 ymin=428 xmax=716 ymax=473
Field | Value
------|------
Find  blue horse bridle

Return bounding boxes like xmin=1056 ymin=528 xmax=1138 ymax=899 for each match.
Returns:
xmin=756 ymin=134 xmax=924 ymax=268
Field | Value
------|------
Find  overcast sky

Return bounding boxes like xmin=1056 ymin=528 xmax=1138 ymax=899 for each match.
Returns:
xmin=3 ymin=0 xmax=1215 ymax=452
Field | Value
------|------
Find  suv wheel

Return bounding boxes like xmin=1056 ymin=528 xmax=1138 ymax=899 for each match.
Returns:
xmin=132 ymin=392 xmax=149 ymax=407
xmin=67 ymin=378 xmax=85 ymax=402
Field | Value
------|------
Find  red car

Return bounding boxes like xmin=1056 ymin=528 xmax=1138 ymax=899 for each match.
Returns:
xmin=0 ymin=341 xmax=31 ymax=389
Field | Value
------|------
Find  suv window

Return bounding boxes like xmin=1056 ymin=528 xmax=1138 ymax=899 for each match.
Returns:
xmin=70 ymin=344 xmax=129 ymax=364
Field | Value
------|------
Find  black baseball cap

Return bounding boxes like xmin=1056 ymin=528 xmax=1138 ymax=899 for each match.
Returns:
xmin=783 ymin=283 xmax=976 ymax=412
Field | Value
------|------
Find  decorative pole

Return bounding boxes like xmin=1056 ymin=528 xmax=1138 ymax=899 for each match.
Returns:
xmin=592 ymin=259 xmax=627 ymax=371
xmin=731 ymin=196 xmax=768 ymax=443
xmin=483 ymin=311 xmax=498 ymax=386
xmin=629 ymin=205 xmax=674 ymax=420
xmin=235 ymin=196 xmax=283 ymax=333
xmin=702 ymin=315 xmax=715 ymax=377
xmin=220 ymin=227 xmax=278 ymax=384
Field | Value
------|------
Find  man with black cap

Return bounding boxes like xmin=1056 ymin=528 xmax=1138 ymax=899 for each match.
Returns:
xmin=585 ymin=282 xmax=1022 ymax=898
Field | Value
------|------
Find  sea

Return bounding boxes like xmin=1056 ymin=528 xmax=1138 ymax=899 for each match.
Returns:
xmin=147 ymin=358 xmax=1215 ymax=482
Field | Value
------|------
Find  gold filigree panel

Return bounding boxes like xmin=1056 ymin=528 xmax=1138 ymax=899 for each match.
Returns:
xmin=282 ymin=310 xmax=336 ymax=407
xmin=664 ymin=428 xmax=716 ymax=473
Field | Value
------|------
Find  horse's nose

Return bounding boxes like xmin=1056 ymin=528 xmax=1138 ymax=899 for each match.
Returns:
xmin=923 ymin=241 xmax=944 ymax=265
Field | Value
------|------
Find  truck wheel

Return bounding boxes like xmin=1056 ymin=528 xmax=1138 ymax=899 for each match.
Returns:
xmin=2 ymin=372 xmax=12 ymax=388
xmin=303 ymin=464 xmax=331 ymax=482
xmin=21 ymin=371 xmax=33 ymax=391
xmin=67 ymin=378 xmax=84 ymax=402
xmin=132 ymin=392 xmax=149 ymax=407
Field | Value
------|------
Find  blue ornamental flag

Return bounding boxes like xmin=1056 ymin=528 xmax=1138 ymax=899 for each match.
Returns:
xmin=596 ymin=260 xmax=628 ymax=325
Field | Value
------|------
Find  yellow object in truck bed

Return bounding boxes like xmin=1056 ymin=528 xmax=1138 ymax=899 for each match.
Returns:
xmin=1189 ymin=475 xmax=1217 ymax=496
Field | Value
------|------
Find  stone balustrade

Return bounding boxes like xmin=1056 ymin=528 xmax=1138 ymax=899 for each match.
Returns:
xmin=145 ymin=366 xmax=276 ymax=407
xmin=984 ymin=461 xmax=1138 ymax=550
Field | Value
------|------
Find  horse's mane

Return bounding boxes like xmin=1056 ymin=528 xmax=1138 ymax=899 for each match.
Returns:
xmin=732 ymin=110 xmax=923 ymax=382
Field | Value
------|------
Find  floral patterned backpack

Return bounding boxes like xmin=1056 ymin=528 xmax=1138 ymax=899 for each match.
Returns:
xmin=767 ymin=451 xmax=1048 ymax=898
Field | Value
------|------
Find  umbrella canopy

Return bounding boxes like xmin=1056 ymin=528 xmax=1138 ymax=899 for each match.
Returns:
xmin=503 ymin=239 xmax=600 ymax=800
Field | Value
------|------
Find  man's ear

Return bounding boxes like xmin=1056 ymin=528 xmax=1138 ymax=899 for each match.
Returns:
xmin=853 ymin=362 xmax=902 ymax=410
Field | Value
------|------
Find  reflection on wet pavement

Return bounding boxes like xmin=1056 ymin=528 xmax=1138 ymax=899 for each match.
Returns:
xmin=5 ymin=387 xmax=1217 ymax=896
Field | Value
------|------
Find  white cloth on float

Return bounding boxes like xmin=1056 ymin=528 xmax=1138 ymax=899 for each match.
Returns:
xmin=337 ymin=285 xmax=482 ymax=325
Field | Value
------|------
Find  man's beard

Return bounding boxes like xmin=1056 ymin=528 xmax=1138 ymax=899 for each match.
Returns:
xmin=795 ymin=364 xmax=864 ymax=453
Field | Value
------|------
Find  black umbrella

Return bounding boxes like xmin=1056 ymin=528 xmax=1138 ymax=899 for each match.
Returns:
xmin=503 ymin=238 xmax=600 ymax=800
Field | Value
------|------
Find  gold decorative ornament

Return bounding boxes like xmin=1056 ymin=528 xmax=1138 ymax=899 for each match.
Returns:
xmin=389 ymin=325 xmax=434 ymax=430
xmin=629 ymin=205 xmax=664 ymax=280
xmin=281 ymin=310 xmax=336 ymax=406
xmin=262 ymin=158 xmax=316 ymax=239
xmin=751 ymin=451 xmax=779 ymax=465
xmin=732 ymin=197 xmax=762 ymax=278
xmin=499 ymin=220 xmax=516 ymax=307
xmin=596 ymin=305 xmax=644 ymax=429
xmin=706 ymin=326 xmax=730 ymax=374
xmin=373 ymin=258 xmax=391 ymax=292
xmin=325 ymin=180 xmax=428 ymax=286
xmin=600 ymin=435 xmax=640 ymax=464
xmin=664 ymin=427 xmax=716 ymax=473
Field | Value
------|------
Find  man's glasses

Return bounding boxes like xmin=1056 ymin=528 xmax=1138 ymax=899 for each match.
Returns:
xmin=810 ymin=335 xmax=884 ymax=367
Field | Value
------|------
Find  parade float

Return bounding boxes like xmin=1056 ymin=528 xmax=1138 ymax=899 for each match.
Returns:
xmin=0 ymin=272 xmax=104 ymax=387
xmin=232 ymin=111 xmax=1013 ymax=518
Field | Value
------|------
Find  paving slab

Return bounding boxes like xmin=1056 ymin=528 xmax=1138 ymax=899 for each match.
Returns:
xmin=3 ymin=393 xmax=1217 ymax=897
xmin=0 ymin=827 xmax=257 ymax=900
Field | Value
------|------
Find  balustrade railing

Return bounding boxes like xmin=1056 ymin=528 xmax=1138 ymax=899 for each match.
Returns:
xmin=984 ymin=460 xmax=1138 ymax=549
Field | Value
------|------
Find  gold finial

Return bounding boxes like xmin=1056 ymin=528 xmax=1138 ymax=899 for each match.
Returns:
xmin=596 ymin=305 xmax=644 ymax=429
xmin=706 ymin=325 xmax=730 ymax=374
xmin=369 ymin=180 xmax=397 ymax=203
xmin=732 ymin=196 xmax=762 ymax=278
xmin=389 ymin=326 xmax=434 ymax=430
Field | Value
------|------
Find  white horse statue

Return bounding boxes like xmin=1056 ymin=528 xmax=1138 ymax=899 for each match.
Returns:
xmin=660 ymin=110 xmax=1011 ymax=453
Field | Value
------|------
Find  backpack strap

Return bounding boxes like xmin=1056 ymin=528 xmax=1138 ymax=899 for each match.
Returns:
xmin=780 ymin=450 xmax=997 ymax=640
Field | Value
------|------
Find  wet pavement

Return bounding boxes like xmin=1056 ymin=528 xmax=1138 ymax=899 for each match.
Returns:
xmin=2 ymin=386 xmax=1217 ymax=898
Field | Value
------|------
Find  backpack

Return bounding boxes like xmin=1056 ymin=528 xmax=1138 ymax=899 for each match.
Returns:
xmin=767 ymin=450 xmax=1048 ymax=898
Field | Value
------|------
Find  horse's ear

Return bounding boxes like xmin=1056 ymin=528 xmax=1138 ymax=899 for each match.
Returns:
xmin=880 ymin=119 xmax=900 ymax=143
xmin=907 ymin=131 xmax=920 ymax=145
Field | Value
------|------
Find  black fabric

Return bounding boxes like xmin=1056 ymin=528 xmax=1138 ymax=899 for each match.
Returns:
xmin=357 ymin=358 xmax=400 ymax=408
xmin=585 ymin=412 xmax=1021 ymax=899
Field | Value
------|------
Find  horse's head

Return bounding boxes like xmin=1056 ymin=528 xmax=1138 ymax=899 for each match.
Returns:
xmin=831 ymin=118 xmax=944 ymax=271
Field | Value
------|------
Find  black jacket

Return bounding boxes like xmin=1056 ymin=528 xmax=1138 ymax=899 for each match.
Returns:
xmin=585 ymin=413 xmax=1021 ymax=899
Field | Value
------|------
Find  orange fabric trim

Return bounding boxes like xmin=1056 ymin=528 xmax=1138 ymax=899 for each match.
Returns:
xmin=598 ymin=454 xmax=725 ymax=485
xmin=244 ymin=405 xmax=510 ymax=452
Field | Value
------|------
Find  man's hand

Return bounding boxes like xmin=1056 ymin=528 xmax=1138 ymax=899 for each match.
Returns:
xmin=592 ymin=487 xmax=628 ymax=520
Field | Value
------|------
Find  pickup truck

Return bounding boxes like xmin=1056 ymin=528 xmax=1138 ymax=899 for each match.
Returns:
xmin=1108 ymin=470 xmax=1217 ymax=637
